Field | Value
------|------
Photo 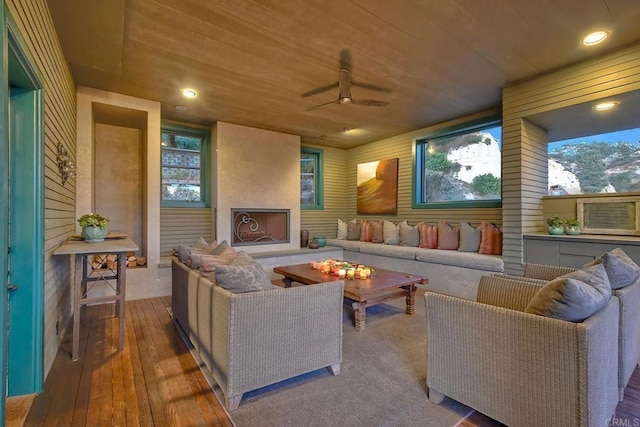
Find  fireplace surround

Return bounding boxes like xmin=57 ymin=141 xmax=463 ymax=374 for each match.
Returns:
xmin=231 ymin=209 xmax=290 ymax=246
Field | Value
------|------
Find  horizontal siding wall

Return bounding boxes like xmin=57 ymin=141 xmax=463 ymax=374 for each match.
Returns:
xmin=160 ymin=207 xmax=213 ymax=255
xmin=345 ymin=110 xmax=503 ymax=227
xmin=502 ymin=41 xmax=640 ymax=274
xmin=300 ymin=144 xmax=348 ymax=239
xmin=6 ymin=0 xmax=77 ymax=376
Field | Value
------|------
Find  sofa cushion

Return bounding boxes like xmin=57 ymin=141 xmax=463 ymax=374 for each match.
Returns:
xmin=418 ymin=223 xmax=438 ymax=249
xmin=584 ymin=247 xmax=640 ymax=290
xmin=370 ymin=220 xmax=384 ymax=243
xmin=415 ymin=248 xmax=503 ymax=271
xmin=347 ymin=221 xmax=361 ymax=240
xmin=359 ymin=242 xmax=417 ymax=260
xmin=325 ymin=238 xmax=363 ymax=252
xmin=525 ymin=264 xmax=612 ymax=322
xmin=215 ymin=264 xmax=278 ymax=293
xmin=437 ymin=221 xmax=459 ymax=250
xmin=383 ymin=220 xmax=400 ymax=245
xmin=399 ymin=221 xmax=419 ymax=247
xmin=458 ymin=222 xmax=481 ymax=252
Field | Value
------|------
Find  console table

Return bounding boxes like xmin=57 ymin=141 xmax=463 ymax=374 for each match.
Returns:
xmin=53 ymin=236 xmax=139 ymax=360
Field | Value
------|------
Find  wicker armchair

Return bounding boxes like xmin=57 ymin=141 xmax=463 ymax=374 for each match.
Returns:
xmin=523 ymin=262 xmax=640 ymax=400
xmin=172 ymin=258 xmax=343 ymax=410
xmin=425 ymin=276 xmax=619 ymax=427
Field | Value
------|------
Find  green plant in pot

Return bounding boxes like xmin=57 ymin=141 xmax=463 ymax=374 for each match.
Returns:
xmin=78 ymin=213 xmax=110 ymax=243
xmin=546 ymin=216 xmax=564 ymax=235
xmin=565 ymin=218 xmax=580 ymax=235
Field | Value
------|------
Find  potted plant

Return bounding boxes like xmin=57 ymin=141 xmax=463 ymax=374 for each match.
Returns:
xmin=565 ymin=218 xmax=580 ymax=235
xmin=78 ymin=213 xmax=110 ymax=243
xmin=546 ymin=216 xmax=564 ymax=235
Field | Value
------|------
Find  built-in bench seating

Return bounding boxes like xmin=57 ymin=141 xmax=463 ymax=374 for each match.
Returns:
xmin=325 ymin=239 xmax=503 ymax=300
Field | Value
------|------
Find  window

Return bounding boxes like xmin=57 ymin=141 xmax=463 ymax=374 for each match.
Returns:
xmin=161 ymin=124 xmax=210 ymax=207
xmin=413 ymin=117 xmax=502 ymax=208
xmin=548 ymin=127 xmax=640 ymax=195
xmin=300 ymin=147 xmax=323 ymax=209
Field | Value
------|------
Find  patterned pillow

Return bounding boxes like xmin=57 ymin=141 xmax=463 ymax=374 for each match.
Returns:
xmin=478 ymin=222 xmax=502 ymax=255
xmin=193 ymin=237 xmax=217 ymax=252
xmin=337 ymin=219 xmax=348 ymax=240
xmin=215 ymin=264 xmax=278 ymax=293
xmin=210 ymin=240 xmax=230 ymax=256
xmin=458 ymin=222 xmax=481 ymax=252
xmin=584 ymin=247 xmax=640 ymax=289
xmin=360 ymin=220 xmax=373 ymax=242
xmin=418 ymin=223 xmax=438 ymax=249
xmin=383 ymin=220 xmax=400 ymax=245
xmin=177 ymin=244 xmax=212 ymax=267
xmin=399 ymin=221 xmax=419 ymax=247
xmin=197 ymin=246 xmax=237 ymax=276
xmin=370 ymin=221 xmax=384 ymax=243
xmin=230 ymin=250 xmax=257 ymax=266
xmin=437 ymin=221 xmax=459 ymax=250
xmin=525 ymin=264 xmax=612 ymax=322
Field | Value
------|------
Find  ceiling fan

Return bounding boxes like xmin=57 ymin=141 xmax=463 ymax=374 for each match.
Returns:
xmin=303 ymin=50 xmax=391 ymax=111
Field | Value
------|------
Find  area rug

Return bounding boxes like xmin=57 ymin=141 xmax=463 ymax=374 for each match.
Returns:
xmin=182 ymin=290 xmax=504 ymax=427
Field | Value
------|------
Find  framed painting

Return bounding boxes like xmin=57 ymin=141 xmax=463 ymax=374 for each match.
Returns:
xmin=357 ymin=158 xmax=399 ymax=214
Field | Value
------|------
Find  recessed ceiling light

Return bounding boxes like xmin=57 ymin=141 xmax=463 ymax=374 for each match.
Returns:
xmin=181 ymin=88 xmax=197 ymax=98
xmin=583 ymin=31 xmax=609 ymax=46
xmin=593 ymin=101 xmax=619 ymax=111
xmin=175 ymin=105 xmax=188 ymax=111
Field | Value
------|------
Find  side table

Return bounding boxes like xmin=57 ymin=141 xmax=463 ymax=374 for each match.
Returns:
xmin=53 ymin=236 xmax=139 ymax=360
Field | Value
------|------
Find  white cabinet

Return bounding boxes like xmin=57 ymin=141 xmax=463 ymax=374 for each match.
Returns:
xmin=524 ymin=233 xmax=640 ymax=268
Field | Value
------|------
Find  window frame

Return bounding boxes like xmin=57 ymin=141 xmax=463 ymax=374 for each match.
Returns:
xmin=300 ymin=146 xmax=324 ymax=210
xmin=412 ymin=116 xmax=502 ymax=209
xmin=160 ymin=123 xmax=211 ymax=208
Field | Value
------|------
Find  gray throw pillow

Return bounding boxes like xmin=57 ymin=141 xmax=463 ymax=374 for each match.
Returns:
xmin=370 ymin=220 xmax=384 ymax=243
xmin=215 ymin=264 xmax=278 ymax=293
xmin=399 ymin=221 xmax=419 ymax=247
xmin=525 ymin=264 xmax=612 ymax=322
xmin=458 ymin=222 xmax=481 ymax=252
xmin=210 ymin=240 xmax=230 ymax=256
xmin=584 ymin=247 xmax=640 ymax=289
xmin=383 ymin=220 xmax=400 ymax=245
xmin=347 ymin=221 xmax=361 ymax=240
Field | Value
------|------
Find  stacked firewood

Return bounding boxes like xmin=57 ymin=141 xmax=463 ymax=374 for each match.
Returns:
xmin=91 ymin=252 xmax=147 ymax=270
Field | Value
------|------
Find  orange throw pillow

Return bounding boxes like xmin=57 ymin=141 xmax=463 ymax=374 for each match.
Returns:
xmin=360 ymin=220 xmax=373 ymax=242
xmin=418 ymin=222 xmax=438 ymax=249
xmin=479 ymin=222 xmax=503 ymax=255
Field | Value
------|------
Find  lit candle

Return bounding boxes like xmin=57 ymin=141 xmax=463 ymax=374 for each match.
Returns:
xmin=323 ymin=263 xmax=331 ymax=274
xmin=355 ymin=267 xmax=362 ymax=279
xmin=363 ymin=268 xmax=371 ymax=279
xmin=346 ymin=268 xmax=355 ymax=279
xmin=338 ymin=268 xmax=346 ymax=279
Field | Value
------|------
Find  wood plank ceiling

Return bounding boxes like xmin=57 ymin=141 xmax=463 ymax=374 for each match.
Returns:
xmin=47 ymin=0 xmax=640 ymax=148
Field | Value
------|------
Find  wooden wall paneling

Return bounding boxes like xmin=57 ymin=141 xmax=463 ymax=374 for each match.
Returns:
xmin=160 ymin=208 xmax=213 ymax=256
xmin=5 ymin=0 xmax=77 ymax=376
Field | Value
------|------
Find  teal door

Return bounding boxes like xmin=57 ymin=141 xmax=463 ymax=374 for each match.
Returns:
xmin=7 ymin=87 xmax=44 ymax=396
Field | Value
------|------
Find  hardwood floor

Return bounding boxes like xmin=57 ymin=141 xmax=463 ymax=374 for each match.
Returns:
xmin=10 ymin=295 xmax=640 ymax=426
xmin=20 ymin=297 xmax=233 ymax=427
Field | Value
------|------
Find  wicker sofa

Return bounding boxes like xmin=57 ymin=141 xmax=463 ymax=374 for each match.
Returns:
xmin=326 ymin=239 xmax=503 ymax=300
xmin=425 ymin=275 xmax=620 ymax=427
xmin=171 ymin=257 xmax=344 ymax=410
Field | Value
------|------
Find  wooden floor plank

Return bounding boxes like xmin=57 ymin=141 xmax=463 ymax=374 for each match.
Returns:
xmin=21 ymin=297 xmax=232 ymax=427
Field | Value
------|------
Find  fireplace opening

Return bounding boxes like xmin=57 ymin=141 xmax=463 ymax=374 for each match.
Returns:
xmin=231 ymin=209 xmax=290 ymax=246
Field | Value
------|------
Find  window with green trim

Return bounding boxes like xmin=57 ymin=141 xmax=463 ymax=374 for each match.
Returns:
xmin=413 ymin=118 xmax=502 ymax=208
xmin=161 ymin=124 xmax=210 ymax=207
xmin=300 ymin=147 xmax=323 ymax=209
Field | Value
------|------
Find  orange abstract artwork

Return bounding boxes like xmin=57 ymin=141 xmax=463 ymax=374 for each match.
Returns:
xmin=357 ymin=158 xmax=399 ymax=214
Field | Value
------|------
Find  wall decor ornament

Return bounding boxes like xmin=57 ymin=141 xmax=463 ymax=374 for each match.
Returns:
xmin=57 ymin=143 xmax=76 ymax=185
xmin=357 ymin=158 xmax=399 ymax=214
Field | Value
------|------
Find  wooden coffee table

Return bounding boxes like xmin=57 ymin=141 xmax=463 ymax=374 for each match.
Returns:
xmin=273 ymin=263 xmax=426 ymax=331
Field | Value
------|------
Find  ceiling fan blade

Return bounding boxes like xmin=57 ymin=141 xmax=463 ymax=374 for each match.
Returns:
xmin=301 ymin=82 xmax=339 ymax=98
xmin=350 ymin=99 xmax=389 ymax=107
xmin=305 ymin=99 xmax=340 ymax=111
xmin=352 ymin=80 xmax=392 ymax=93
